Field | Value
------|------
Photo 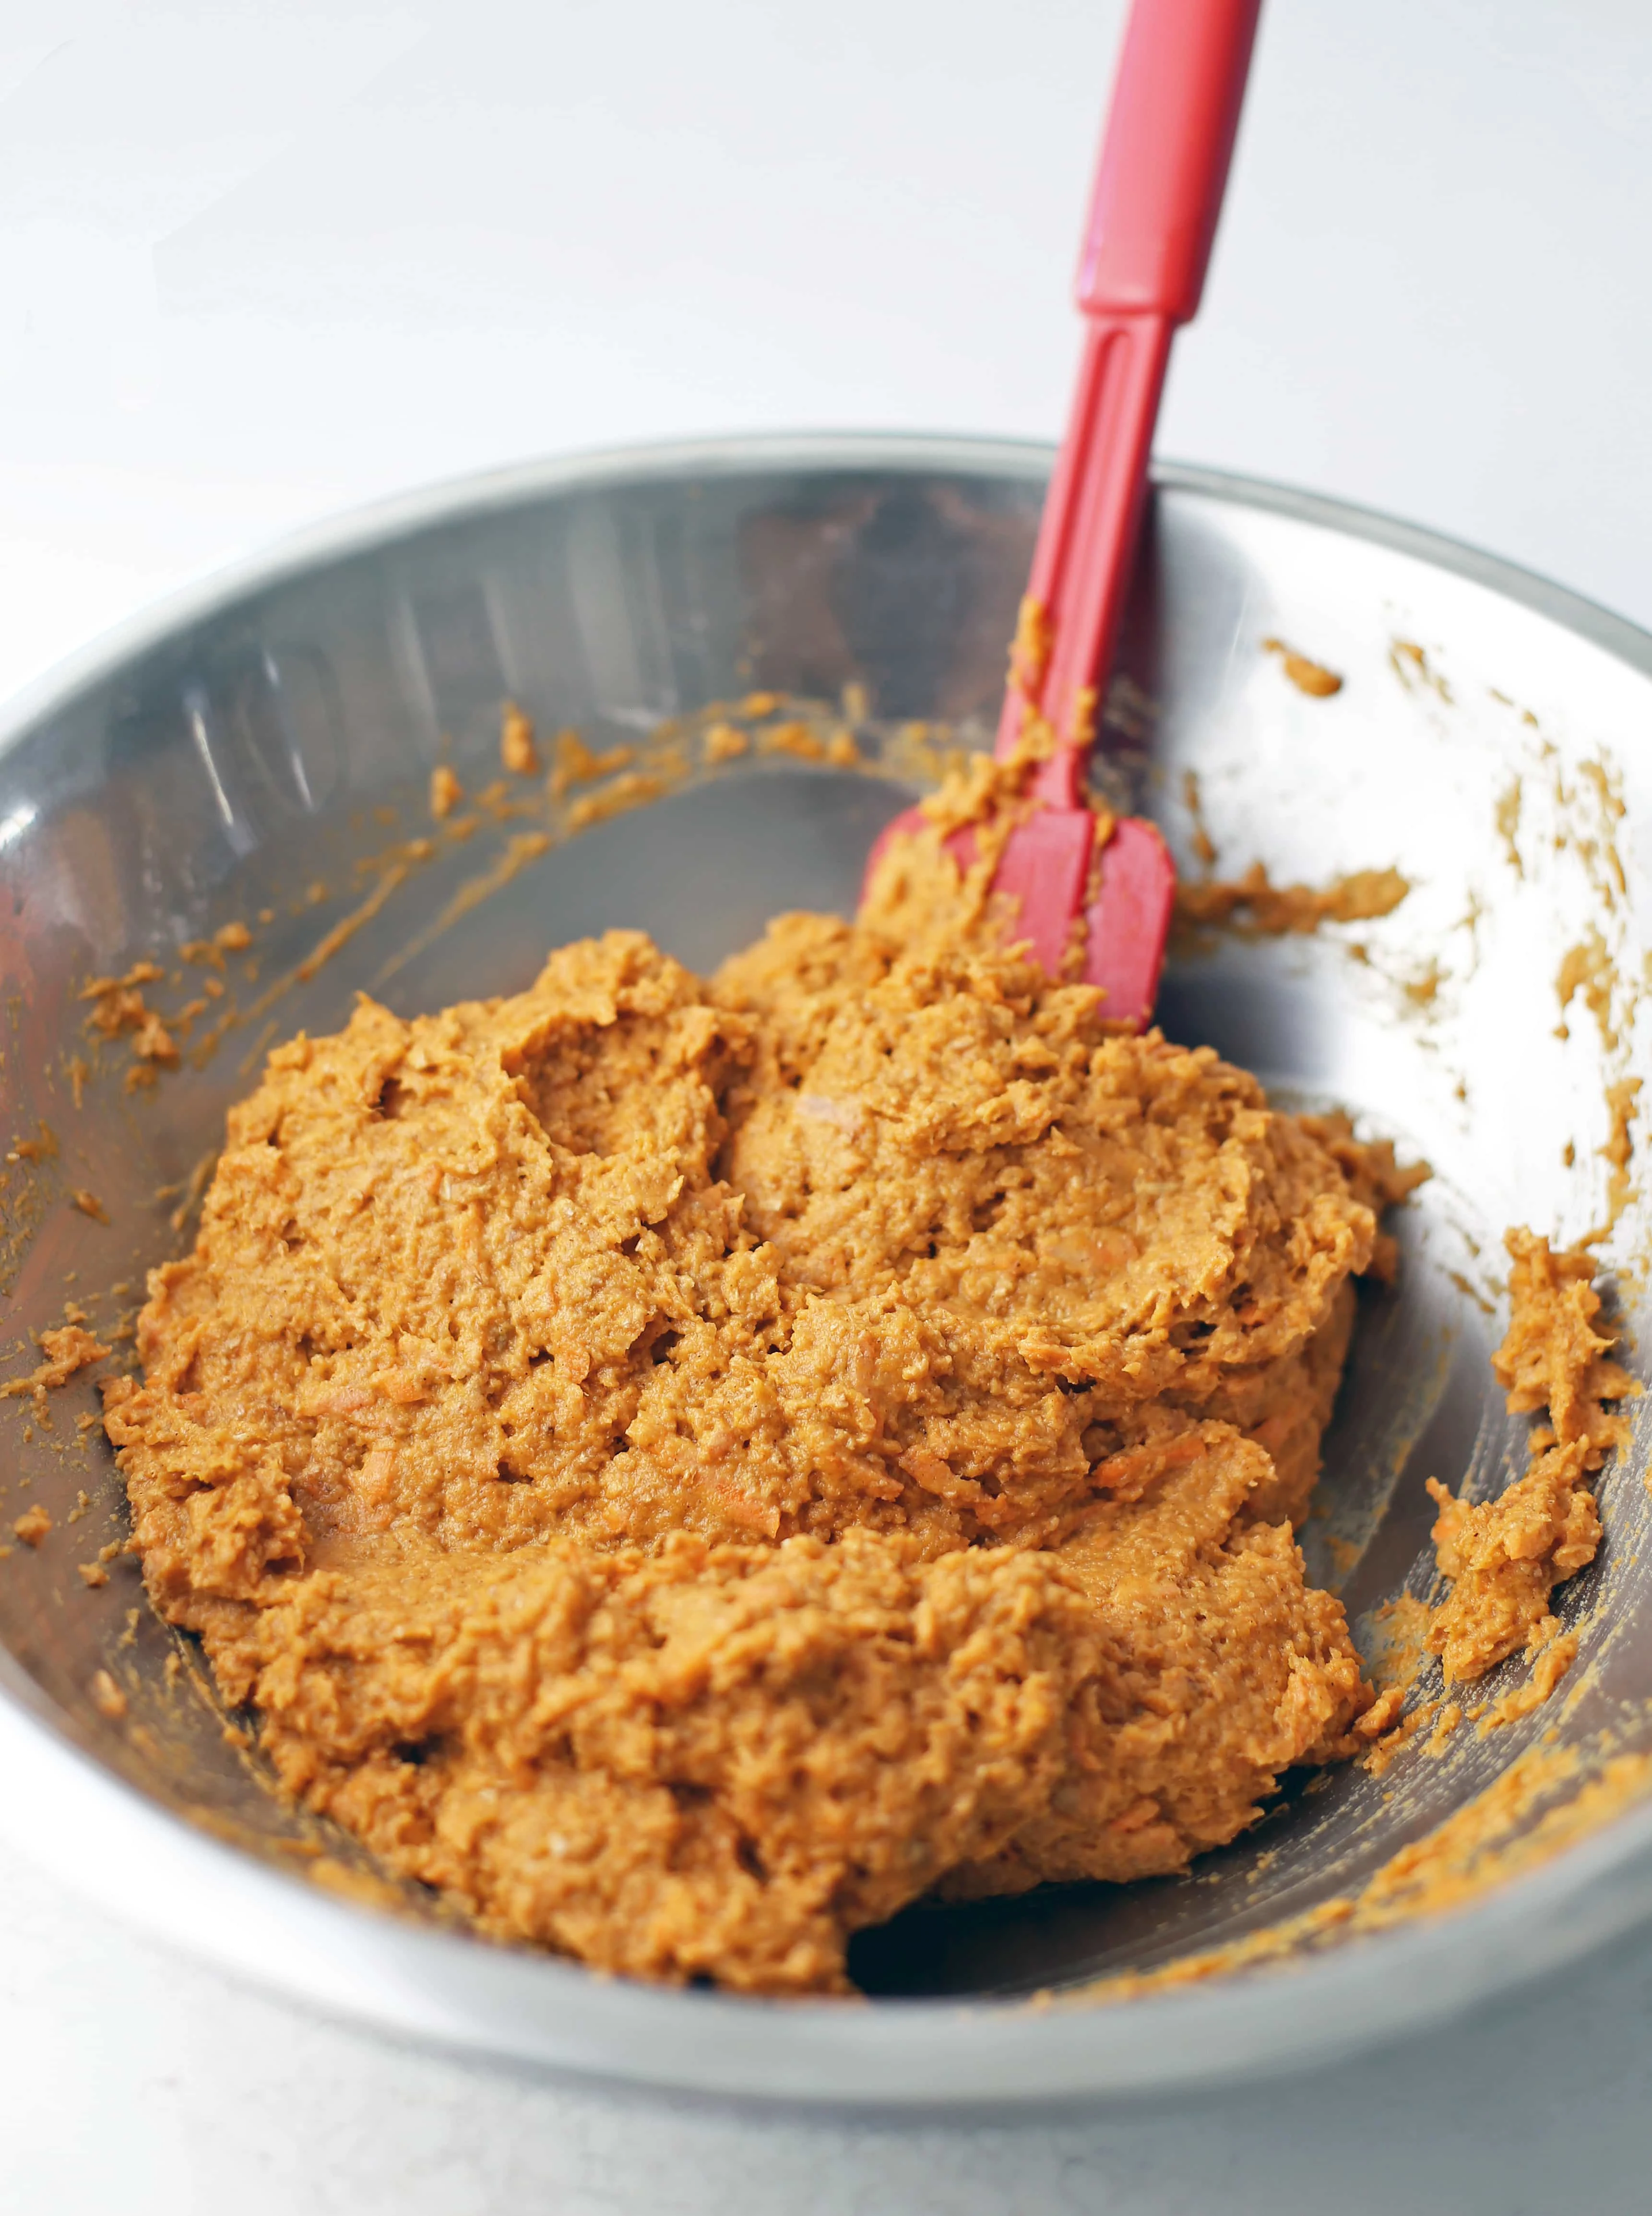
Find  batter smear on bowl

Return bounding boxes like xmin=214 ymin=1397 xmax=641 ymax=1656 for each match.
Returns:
xmin=104 ymin=823 xmax=1418 ymax=1994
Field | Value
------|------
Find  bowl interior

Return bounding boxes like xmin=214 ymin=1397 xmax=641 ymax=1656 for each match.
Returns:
xmin=1 ymin=442 xmax=1649 ymax=2013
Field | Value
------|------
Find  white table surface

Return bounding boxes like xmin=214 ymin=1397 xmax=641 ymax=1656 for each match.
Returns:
xmin=3 ymin=2 xmax=1652 ymax=2208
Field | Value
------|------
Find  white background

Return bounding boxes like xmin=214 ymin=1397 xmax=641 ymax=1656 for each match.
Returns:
xmin=3 ymin=1 xmax=1652 ymax=2208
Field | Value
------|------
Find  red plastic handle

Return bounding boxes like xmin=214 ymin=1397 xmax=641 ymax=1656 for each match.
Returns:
xmin=1000 ymin=0 xmax=1261 ymax=780
xmin=1008 ymin=313 xmax=1174 ymax=797
xmin=1077 ymin=0 xmax=1263 ymax=322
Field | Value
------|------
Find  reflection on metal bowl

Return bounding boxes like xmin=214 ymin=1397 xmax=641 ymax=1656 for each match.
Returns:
xmin=0 ymin=435 xmax=1648 ymax=2107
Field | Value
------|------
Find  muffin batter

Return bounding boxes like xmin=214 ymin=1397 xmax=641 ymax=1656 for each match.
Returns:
xmin=1426 ymin=1227 xmax=1634 ymax=1686
xmin=103 ymin=827 xmax=1395 ymax=1992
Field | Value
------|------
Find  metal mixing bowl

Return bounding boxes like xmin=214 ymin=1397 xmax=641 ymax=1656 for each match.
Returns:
xmin=0 ymin=435 xmax=1649 ymax=2106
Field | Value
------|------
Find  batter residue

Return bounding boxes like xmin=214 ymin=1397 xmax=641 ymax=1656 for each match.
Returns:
xmin=103 ymin=824 xmax=1424 ymax=1993
xmin=1427 ymin=1227 xmax=1635 ymax=1686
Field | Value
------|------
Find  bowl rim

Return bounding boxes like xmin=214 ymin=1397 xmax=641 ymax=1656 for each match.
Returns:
xmin=5 ymin=429 xmax=1652 ymax=754
xmin=4 ymin=429 xmax=1652 ymax=2109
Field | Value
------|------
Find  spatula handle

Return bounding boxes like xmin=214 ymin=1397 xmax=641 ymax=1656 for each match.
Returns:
xmin=1077 ymin=0 xmax=1263 ymax=322
xmin=1001 ymin=0 xmax=1262 ymax=789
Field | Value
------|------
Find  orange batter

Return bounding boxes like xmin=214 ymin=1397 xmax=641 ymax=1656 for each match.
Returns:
xmin=101 ymin=820 xmax=1414 ymax=1992
xmin=1426 ymin=1228 xmax=1634 ymax=1686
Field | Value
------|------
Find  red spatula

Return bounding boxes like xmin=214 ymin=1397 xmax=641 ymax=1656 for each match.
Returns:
xmin=864 ymin=0 xmax=1263 ymax=1028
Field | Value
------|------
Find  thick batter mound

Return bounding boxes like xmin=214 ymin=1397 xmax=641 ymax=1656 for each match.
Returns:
xmin=104 ymin=854 xmax=1396 ymax=1992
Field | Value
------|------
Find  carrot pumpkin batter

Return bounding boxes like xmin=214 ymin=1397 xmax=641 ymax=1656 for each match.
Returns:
xmin=103 ymin=826 xmax=1399 ymax=1992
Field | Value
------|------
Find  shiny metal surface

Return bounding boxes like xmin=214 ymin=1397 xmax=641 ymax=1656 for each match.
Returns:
xmin=0 ymin=434 xmax=1648 ymax=2106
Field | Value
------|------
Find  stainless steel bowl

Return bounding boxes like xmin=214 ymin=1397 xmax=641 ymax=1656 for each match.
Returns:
xmin=0 ymin=435 xmax=1648 ymax=2107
